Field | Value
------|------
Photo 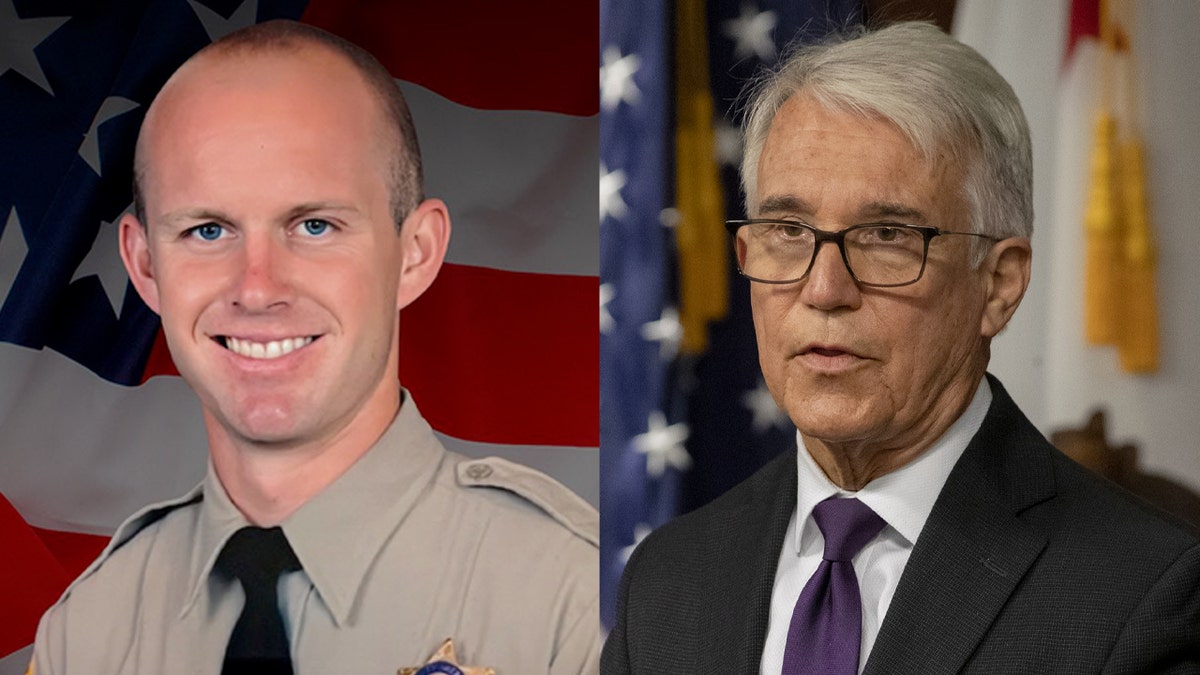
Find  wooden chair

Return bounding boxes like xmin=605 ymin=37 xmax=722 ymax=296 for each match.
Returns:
xmin=1051 ymin=410 xmax=1200 ymax=534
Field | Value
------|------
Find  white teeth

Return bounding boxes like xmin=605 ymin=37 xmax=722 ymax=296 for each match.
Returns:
xmin=224 ymin=336 xmax=314 ymax=360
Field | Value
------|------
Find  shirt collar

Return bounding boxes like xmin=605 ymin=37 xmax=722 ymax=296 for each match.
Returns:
xmin=794 ymin=378 xmax=992 ymax=552
xmin=180 ymin=458 xmax=250 ymax=620
xmin=182 ymin=391 xmax=445 ymax=626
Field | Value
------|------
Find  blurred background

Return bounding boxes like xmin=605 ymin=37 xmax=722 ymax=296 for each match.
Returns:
xmin=600 ymin=0 xmax=1200 ymax=629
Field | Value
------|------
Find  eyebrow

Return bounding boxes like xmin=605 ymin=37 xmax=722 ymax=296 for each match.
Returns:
xmin=857 ymin=201 xmax=928 ymax=224
xmin=283 ymin=202 xmax=362 ymax=221
xmin=757 ymin=195 xmax=815 ymax=217
xmin=157 ymin=208 xmax=232 ymax=229
xmin=756 ymin=195 xmax=929 ymax=224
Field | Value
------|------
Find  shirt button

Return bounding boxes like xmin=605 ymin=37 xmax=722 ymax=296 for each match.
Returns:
xmin=466 ymin=464 xmax=493 ymax=480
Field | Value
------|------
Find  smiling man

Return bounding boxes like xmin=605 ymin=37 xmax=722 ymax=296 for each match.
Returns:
xmin=602 ymin=22 xmax=1200 ymax=675
xmin=31 ymin=20 xmax=598 ymax=675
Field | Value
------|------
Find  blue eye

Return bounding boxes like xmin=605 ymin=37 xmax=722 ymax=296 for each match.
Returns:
xmin=190 ymin=223 xmax=225 ymax=241
xmin=299 ymin=219 xmax=331 ymax=236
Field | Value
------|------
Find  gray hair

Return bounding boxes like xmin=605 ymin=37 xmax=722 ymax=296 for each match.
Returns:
xmin=740 ymin=22 xmax=1032 ymax=261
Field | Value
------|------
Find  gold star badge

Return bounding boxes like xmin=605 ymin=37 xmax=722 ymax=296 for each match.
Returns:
xmin=398 ymin=638 xmax=495 ymax=675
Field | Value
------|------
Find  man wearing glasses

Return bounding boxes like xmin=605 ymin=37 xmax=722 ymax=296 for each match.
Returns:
xmin=602 ymin=22 xmax=1199 ymax=674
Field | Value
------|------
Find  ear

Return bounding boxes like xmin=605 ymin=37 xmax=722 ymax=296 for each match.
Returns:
xmin=980 ymin=237 xmax=1031 ymax=338
xmin=118 ymin=212 xmax=161 ymax=314
xmin=396 ymin=198 xmax=451 ymax=310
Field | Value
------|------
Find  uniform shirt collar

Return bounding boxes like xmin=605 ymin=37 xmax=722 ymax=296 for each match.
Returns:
xmin=182 ymin=391 xmax=445 ymax=626
xmin=794 ymin=378 xmax=992 ymax=552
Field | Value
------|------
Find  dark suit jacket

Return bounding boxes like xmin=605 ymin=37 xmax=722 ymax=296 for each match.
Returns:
xmin=601 ymin=377 xmax=1200 ymax=674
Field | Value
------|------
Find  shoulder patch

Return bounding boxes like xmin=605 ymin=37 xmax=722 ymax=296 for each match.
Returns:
xmin=57 ymin=484 xmax=203 ymax=601
xmin=456 ymin=457 xmax=598 ymax=547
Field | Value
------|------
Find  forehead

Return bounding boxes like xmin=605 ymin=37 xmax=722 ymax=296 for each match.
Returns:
xmin=755 ymin=95 xmax=962 ymax=220
xmin=138 ymin=47 xmax=389 ymax=198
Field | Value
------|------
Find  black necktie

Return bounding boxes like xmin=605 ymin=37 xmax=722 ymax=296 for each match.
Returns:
xmin=216 ymin=526 xmax=302 ymax=675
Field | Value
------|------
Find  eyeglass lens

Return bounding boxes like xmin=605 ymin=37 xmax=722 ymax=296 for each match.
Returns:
xmin=735 ymin=222 xmax=927 ymax=286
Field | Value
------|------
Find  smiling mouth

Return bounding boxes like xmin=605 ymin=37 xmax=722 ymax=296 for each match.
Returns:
xmin=218 ymin=336 xmax=316 ymax=360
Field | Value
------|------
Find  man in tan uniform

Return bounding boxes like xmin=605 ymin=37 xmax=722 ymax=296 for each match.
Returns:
xmin=30 ymin=20 xmax=598 ymax=675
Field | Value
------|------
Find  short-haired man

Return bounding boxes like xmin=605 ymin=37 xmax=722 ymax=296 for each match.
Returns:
xmin=32 ymin=20 xmax=598 ymax=675
xmin=602 ymin=22 xmax=1199 ymax=674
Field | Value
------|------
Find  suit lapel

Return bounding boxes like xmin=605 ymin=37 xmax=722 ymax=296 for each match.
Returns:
xmin=864 ymin=378 xmax=1055 ymax=675
xmin=695 ymin=450 xmax=797 ymax=674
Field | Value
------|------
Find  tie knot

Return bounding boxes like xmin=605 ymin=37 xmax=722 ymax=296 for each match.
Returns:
xmin=812 ymin=497 xmax=886 ymax=562
xmin=217 ymin=526 xmax=302 ymax=584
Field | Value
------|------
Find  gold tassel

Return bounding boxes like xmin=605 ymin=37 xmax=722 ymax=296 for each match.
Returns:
xmin=1116 ymin=141 xmax=1159 ymax=372
xmin=674 ymin=0 xmax=728 ymax=355
xmin=1082 ymin=112 xmax=1122 ymax=346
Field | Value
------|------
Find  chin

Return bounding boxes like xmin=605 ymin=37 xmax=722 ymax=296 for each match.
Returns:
xmin=224 ymin=404 xmax=308 ymax=446
xmin=231 ymin=423 xmax=303 ymax=447
xmin=784 ymin=393 xmax=885 ymax=444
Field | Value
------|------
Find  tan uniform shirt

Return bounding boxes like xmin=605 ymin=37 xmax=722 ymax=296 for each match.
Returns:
xmin=31 ymin=396 xmax=599 ymax=674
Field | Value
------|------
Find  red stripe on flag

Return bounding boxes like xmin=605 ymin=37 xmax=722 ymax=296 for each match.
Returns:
xmin=301 ymin=0 xmax=597 ymax=116
xmin=1067 ymin=0 xmax=1101 ymax=62
xmin=141 ymin=326 xmax=179 ymax=382
xmin=30 ymin=527 xmax=109 ymax=581
xmin=400 ymin=265 xmax=598 ymax=447
xmin=0 ymin=494 xmax=69 ymax=656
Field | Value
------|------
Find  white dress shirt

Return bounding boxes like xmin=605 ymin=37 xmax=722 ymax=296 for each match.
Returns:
xmin=759 ymin=379 xmax=992 ymax=675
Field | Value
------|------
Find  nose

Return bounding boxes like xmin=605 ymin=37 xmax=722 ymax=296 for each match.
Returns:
xmin=798 ymin=240 xmax=862 ymax=311
xmin=231 ymin=231 xmax=293 ymax=312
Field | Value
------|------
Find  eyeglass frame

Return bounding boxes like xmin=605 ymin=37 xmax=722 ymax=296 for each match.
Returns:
xmin=724 ymin=219 xmax=1003 ymax=288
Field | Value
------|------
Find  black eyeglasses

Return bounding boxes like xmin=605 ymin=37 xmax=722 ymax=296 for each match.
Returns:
xmin=725 ymin=219 xmax=1001 ymax=288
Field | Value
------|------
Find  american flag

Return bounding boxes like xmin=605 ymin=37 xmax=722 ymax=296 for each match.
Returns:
xmin=599 ymin=0 xmax=862 ymax=630
xmin=0 ymin=0 xmax=597 ymax=668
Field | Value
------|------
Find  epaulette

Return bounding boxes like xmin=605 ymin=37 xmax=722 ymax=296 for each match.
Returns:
xmin=455 ymin=457 xmax=598 ymax=547
xmin=56 ymin=484 xmax=203 ymax=602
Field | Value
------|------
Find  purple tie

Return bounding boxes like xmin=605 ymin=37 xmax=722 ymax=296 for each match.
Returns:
xmin=781 ymin=497 xmax=886 ymax=675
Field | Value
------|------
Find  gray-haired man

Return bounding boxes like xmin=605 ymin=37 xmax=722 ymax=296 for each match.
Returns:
xmin=602 ymin=21 xmax=1199 ymax=675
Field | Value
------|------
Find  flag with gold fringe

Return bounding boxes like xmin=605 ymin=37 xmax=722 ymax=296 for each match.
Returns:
xmin=673 ymin=0 xmax=727 ymax=356
xmin=599 ymin=0 xmax=863 ymax=631
xmin=1080 ymin=0 xmax=1159 ymax=373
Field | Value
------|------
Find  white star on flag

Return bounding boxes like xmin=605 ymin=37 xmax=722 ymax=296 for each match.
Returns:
xmin=189 ymin=0 xmax=258 ymax=43
xmin=599 ymin=283 xmax=615 ymax=334
xmin=633 ymin=410 xmax=691 ymax=478
xmin=79 ymin=96 xmax=141 ymax=176
xmin=0 ymin=208 xmax=29 ymax=303
xmin=742 ymin=378 xmax=792 ymax=433
xmin=600 ymin=163 xmax=629 ymax=222
xmin=599 ymin=45 xmax=641 ymax=112
xmin=640 ymin=306 xmax=682 ymax=360
xmin=723 ymin=4 xmax=778 ymax=63
xmin=714 ymin=119 xmax=743 ymax=167
xmin=620 ymin=523 xmax=653 ymax=563
xmin=71 ymin=207 xmax=132 ymax=315
xmin=658 ymin=207 xmax=681 ymax=229
xmin=0 ymin=1 xmax=69 ymax=95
